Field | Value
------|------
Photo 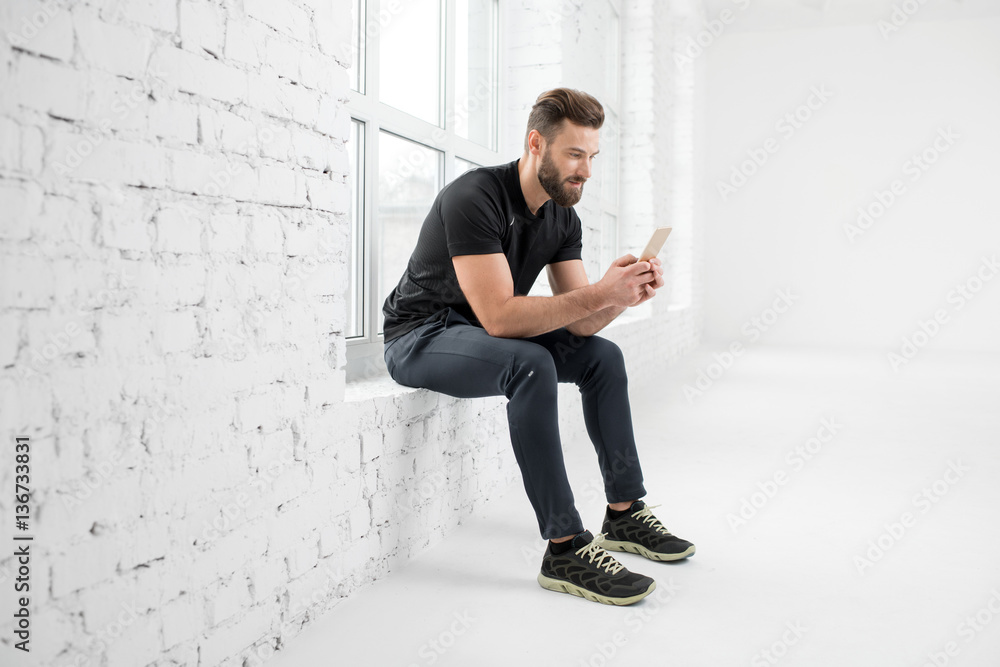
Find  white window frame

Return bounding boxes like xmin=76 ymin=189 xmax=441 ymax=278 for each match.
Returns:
xmin=346 ymin=0 xmax=503 ymax=378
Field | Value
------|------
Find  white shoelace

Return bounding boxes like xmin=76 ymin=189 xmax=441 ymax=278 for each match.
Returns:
xmin=575 ymin=533 xmax=624 ymax=575
xmin=631 ymin=504 xmax=672 ymax=536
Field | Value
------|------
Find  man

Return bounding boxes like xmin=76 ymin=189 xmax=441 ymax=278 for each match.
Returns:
xmin=383 ymin=88 xmax=694 ymax=606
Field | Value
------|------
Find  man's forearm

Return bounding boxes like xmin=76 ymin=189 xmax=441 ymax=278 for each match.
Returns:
xmin=565 ymin=305 xmax=626 ymax=337
xmin=486 ymin=284 xmax=609 ymax=338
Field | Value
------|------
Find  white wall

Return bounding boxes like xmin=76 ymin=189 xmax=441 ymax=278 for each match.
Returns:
xmin=0 ymin=0 xmax=705 ymax=664
xmin=0 ymin=1 xmax=366 ymax=664
xmin=703 ymin=15 xmax=1000 ymax=355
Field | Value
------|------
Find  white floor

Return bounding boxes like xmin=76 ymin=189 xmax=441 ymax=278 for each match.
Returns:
xmin=266 ymin=345 xmax=1000 ymax=667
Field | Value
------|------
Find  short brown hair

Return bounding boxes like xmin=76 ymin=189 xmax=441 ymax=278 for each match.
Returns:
xmin=524 ymin=88 xmax=604 ymax=151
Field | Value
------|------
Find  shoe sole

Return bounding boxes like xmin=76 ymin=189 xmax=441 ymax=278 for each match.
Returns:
xmin=602 ymin=539 xmax=696 ymax=562
xmin=537 ymin=574 xmax=656 ymax=606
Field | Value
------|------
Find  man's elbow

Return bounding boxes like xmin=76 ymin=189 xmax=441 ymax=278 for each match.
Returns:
xmin=565 ymin=323 xmax=593 ymax=338
xmin=479 ymin=299 xmax=518 ymax=338
xmin=482 ymin=318 xmax=522 ymax=338
xmin=482 ymin=321 xmax=508 ymax=337
xmin=477 ymin=310 xmax=509 ymax=338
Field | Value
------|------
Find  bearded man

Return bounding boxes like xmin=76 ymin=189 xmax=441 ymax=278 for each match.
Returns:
xmin=382 ymin=88 xmax=694 ymax=605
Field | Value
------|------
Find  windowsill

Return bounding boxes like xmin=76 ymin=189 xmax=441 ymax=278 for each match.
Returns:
xmin=344 ymin=371 xmax=422 ymax=403
xmin=607 ymin=301 xmax=653 ymax=329
xmin=346 ymin=301 xmax=689 ymax=400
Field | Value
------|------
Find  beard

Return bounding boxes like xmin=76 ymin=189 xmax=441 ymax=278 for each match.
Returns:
xmin=537 ymin=149 xmax=585 ymax=207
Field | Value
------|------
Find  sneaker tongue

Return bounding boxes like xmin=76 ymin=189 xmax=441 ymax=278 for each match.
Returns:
xmin=571 ymin=530 xmax=595 ymax=549
xmin=630 ymin=500 xmax=646 ymax=511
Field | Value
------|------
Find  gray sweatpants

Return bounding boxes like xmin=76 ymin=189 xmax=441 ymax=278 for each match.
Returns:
xmin=384 ymin=308 xmax=646 ymax=539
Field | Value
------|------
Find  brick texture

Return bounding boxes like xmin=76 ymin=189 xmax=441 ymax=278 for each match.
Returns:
xmin=0 ymin=0 xmax=704 ymax=664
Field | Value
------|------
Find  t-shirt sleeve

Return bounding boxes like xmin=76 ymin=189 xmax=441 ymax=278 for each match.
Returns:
xmin=439 ymin=171 xmax=506 ymax=257
xmin=549 ymin=208 xmax=584 ymax=263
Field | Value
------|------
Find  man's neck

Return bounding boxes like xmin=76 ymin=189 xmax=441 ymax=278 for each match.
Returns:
xmin=517 ymin=154 xmax=550 ymax=216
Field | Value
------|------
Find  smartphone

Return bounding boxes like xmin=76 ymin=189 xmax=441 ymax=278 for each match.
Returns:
xmin=638 ymin=227 xmax=672 ymax=261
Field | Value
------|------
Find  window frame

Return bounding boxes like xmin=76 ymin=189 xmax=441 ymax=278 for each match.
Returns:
xmin=345 ymin=0 xmax=503 ymax=375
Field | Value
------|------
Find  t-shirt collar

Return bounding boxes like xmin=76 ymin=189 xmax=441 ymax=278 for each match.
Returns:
xmin=510 ymin=158 xmax=546 ymax=221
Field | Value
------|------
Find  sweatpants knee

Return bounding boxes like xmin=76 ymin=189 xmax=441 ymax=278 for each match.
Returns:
xmin=515 ymin=345 xmax=557 ymax=380
xmin=583 ymin=337 xmax=628 ymax=381
xmin=506 ymin=344 xmax=557 ymax=397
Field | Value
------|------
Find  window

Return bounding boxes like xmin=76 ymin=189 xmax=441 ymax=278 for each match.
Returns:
xmin=346 ymin=0 xmax=501 ymax=376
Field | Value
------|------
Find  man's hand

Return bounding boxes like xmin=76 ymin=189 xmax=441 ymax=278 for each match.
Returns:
xmin=633 ymin=256 xmax=664 ymax=306
xmin=598 ymin=254 xmax=663 ymax=308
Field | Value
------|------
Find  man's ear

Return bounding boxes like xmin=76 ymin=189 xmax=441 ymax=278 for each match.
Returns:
xmin=527 ymin=129 xmax=544 ymax=156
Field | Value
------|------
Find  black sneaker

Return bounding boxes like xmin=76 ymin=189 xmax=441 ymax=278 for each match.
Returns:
xmin=602 ymin=501 xmax=696 ymax=562
xmin=537 ymin=530 xmax=656 ymax=605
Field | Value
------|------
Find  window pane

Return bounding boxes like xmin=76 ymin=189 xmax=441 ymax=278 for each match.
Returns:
xmin=350 ymin=0 xmax=365 ymax=93
xmin=379 ymin=132 xmax=442 ymax=333
xmin=347 ymin=120 xmax=365 ymax=338
xmin=455 ymin=0 xmax=497 ymax=148
xmin=379 ymin=0 xmax=441 ymax=125
xmin=451 ymin=157 xmax=480 ymax=184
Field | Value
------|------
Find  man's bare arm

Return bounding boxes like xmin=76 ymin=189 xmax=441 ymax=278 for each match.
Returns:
xmin=547 ymin=260 xmax=624 ymax=337
xmin=548 ymin=257 xmax=663 ymax=337
xmin=452 ymin=253 xmax=653 ymax=339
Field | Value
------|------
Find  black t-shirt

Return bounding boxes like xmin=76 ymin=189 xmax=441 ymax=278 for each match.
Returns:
xmin=382 ymin=159 xmax=584 ymax=342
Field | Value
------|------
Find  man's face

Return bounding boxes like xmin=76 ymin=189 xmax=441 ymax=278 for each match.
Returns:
xmin=536 ymin=121 xmax=600 ymax=208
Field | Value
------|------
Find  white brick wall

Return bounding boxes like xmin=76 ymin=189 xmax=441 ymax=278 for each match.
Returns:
xmin=0 ymin=0 xmax=705 ymax=665
xmin=0 ymin=0 xmax=363 ymax=663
